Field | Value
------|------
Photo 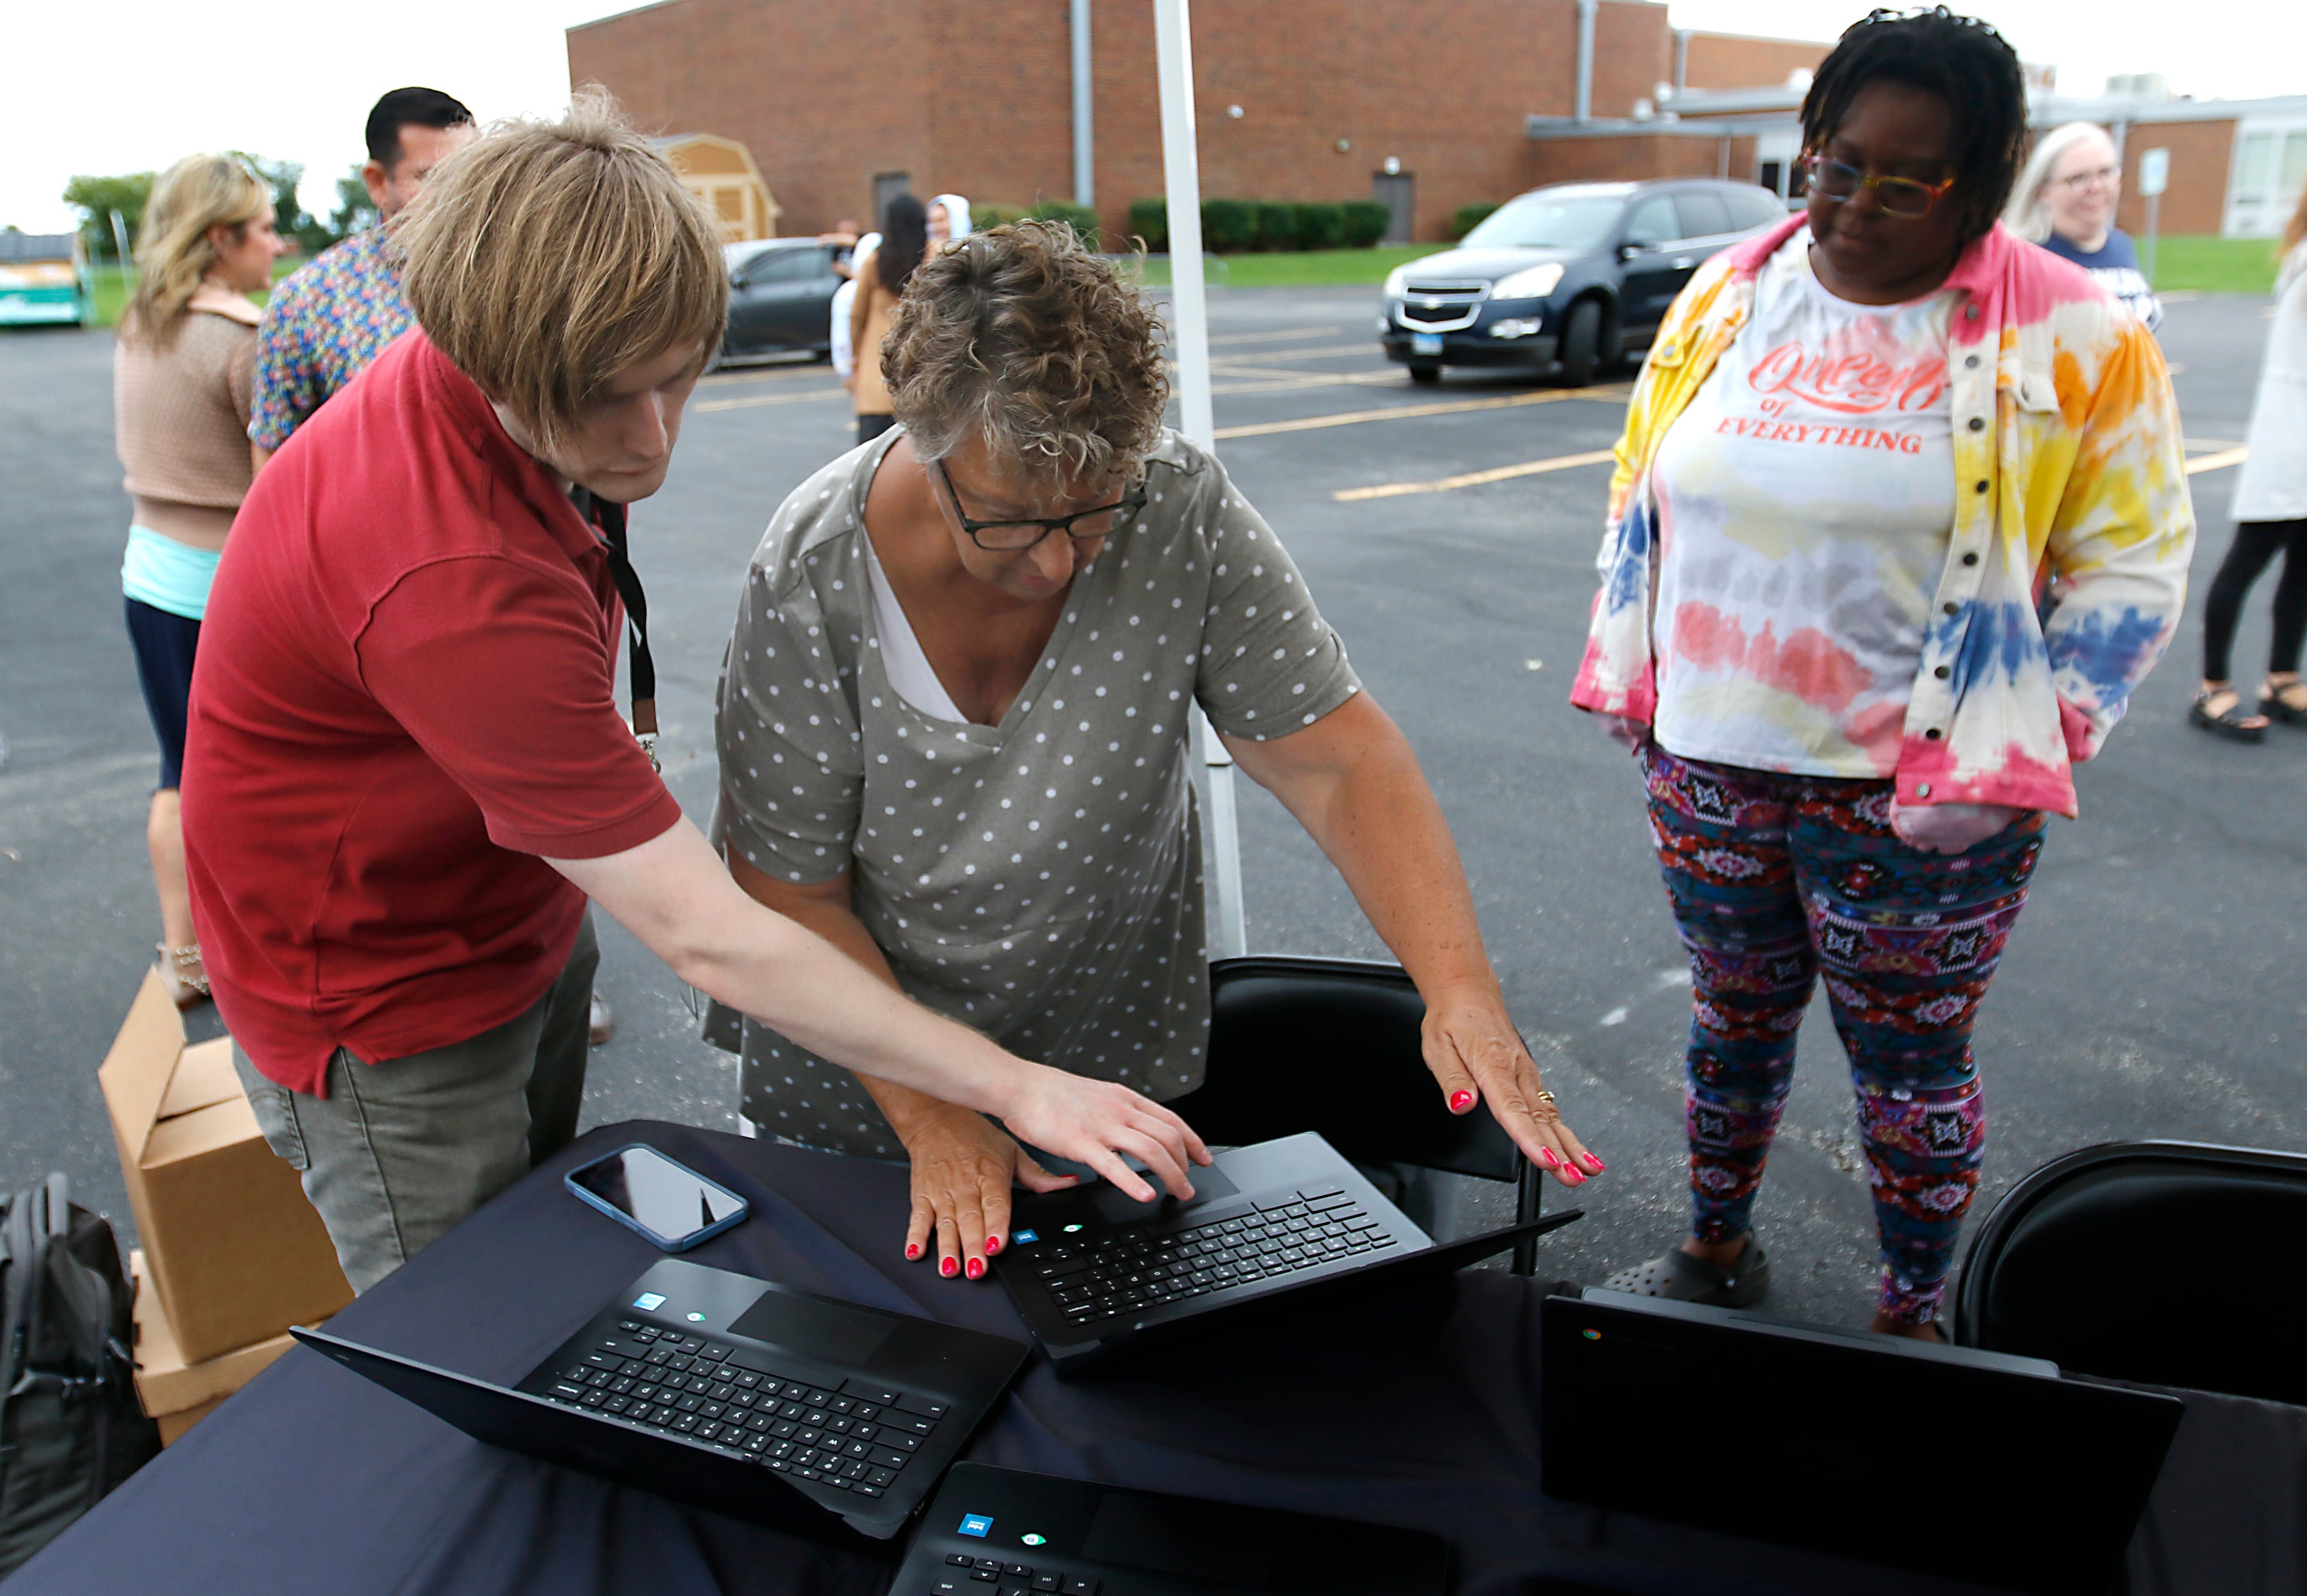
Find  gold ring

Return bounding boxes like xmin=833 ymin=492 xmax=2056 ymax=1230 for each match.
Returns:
xmin=1534 ymin=1090 xmax=1557 ymax=1105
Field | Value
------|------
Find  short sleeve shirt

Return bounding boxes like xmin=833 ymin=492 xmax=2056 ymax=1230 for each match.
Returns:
xmin=248 ymin=225 xmax=413 ymax=450
xmin=715 ymin=427 xmax=1359 ymax=1156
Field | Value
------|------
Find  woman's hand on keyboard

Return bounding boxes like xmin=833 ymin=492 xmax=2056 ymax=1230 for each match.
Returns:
xmin=895 ymin=1104 xmax=1078 ymax=1280
xmin=997 ymin=1065 xmax=1212 ymax=1210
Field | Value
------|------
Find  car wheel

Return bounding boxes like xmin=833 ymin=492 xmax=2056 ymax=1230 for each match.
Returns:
xmin=1559 ymin=299 xmax=1600 ymax=388
xmin=1407 ymin=363 xmax=1442 ymax=386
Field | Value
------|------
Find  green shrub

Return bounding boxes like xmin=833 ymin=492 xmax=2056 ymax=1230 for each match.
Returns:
xmin=1028 ymin=199 xmax=1100 ymax=248
xmin=1127 ymin=197 xmax=1170 ymax=252
xmin=1253 ymin=202 xmax=1296 ymax=251
xmin=1293 ymin=202 xmax=1345 ymax=251
xmin=973 ymin=203 xmax=1027 ymax=231
xmin=1200 ymin=198 xmax=1255 ymax=254
xmin=1450 ymin=202 xmax=1500 ymax=240
xmin=1340 ymin=200 xmax=1391 ymax=247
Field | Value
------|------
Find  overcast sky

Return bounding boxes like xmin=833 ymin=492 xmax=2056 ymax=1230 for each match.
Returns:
xmin=6 ymin=0 xmax=2300 ymax=236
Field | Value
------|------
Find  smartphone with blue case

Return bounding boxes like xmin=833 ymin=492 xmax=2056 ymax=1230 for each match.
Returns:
xmin=565 ymin=1143 xmax=750 ymax=1252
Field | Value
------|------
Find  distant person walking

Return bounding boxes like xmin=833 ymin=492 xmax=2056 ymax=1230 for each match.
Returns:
xmin=927 ymin=193 xmax=972 ymax=249
xmin=113 ymin=154 xmax=286 ymax=1006
xmin=847 ymin=193 xmax=928 ymax=445
xmin=2190 ymin=183 xmax=2307 ymax=741
xmin=247 ymin=87 xmax=474 ymax=466
xmin=2005 ymin=120 xmax=2162 ymax=333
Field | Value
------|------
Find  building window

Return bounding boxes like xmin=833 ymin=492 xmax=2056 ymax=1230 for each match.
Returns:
xmin=2226 ymin=122 xmax=2307 ymax=238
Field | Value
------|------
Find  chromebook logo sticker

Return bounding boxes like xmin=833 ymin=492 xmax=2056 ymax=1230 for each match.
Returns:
xmin=633 ymin=1293 xmax=668 ymax=1310
xmin=959 ymin=1514 xmax=993 ymax=1537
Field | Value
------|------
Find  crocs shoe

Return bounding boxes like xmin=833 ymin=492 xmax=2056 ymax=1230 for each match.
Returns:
xmin=1600 ymin=1235 xmax=1770 ymax=1308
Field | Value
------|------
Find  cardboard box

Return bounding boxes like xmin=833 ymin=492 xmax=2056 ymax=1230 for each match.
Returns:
xmin=128 ymin=1250 xmax=311 ymax=1447
xmin=99 ymin=972 xmax=352 ymax=1362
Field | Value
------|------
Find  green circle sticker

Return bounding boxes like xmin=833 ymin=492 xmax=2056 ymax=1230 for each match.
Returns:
xmin=1021 ymin=1534 xmax=1047 ymax=1547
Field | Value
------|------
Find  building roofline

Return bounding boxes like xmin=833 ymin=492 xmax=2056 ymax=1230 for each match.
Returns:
xmin=570 ymin=0 xmax=689 ymax=33
xmin=1535 ymin=88 xmax=2307 ymax=142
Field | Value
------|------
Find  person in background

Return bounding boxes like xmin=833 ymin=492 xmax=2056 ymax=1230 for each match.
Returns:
xmin=927 ymin=193 xmax=972 ymax=249
xmin=831 ymin=225 xmax=882 ymax=388
xmin=113 ymin=154 xmax=287 ymax=1007
xmin=847 ymin=194 xmax=927 ymax=445
xmin=2190 ymin=181 xmax=2307 ymax=741
xmin=2003 ymin=120 xmax=2162 ymax=333
xmin=718 ymin=222 xmax=1596 ymax=1280
xmin=183 ymin=105 xmax=1206 ymax=1295
xmin=1572 ymin=8 xmax=2191 ymax=1338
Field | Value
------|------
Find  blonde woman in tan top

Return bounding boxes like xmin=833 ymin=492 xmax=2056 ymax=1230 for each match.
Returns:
xmin=847 ymin=192 xmax=928 ymax=445
xmin=114 ymin=152 xmax=286 ymax=1005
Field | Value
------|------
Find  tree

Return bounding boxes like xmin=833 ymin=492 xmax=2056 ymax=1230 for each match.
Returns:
xmin=329 ymin=164 xmax=377 ymax=242
xmin=233 ymin=152 xmax=335 ymax=253
xmin=62 ymin=172 xmax=154 ymax=261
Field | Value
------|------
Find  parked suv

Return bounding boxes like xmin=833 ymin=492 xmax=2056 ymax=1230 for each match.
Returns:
xmin=1378 ymin=179 xmax=1785 ymax=385
xmin=722 ymin=238 xmax=845 ymax=362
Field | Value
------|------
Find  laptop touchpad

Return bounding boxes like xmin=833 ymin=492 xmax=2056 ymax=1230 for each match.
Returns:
xmin=1093 ymin=1164 xmax=1241 ymax=1224
xmin=728 ymin=1285 xmax=896 ymax=1365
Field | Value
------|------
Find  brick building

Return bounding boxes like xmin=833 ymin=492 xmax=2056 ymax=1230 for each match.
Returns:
xmin=566 ymin=0 xmax=1830 ymax=243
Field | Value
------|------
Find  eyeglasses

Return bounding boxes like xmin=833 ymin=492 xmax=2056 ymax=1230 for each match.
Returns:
xmin=932 ymin=458 xmax=1147 ymax=552
xmin=1801 ymin=154 xmax=1957 ymax=220
xmin=2053 ymin=163 xmax=2121 ymax=192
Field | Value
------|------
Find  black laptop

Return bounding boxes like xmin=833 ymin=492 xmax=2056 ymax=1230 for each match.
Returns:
xmin=1541 ymin=1290 xmax=2185 ymax=1596
xmin=994 ymin=1131 xmax=1579 ymax=1372
xmin=295 ymin=1256 xmax=1028 ymax=1545
xmin=892 ymin=1462 xmax=1450 ymax=1595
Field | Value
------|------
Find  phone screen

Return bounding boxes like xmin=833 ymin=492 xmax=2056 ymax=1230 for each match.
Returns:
xmin=571 ymin=1147 xmax=745 ymax=1244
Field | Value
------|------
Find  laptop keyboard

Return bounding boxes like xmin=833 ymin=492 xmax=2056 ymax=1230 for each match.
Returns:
xmin=1029 ymin=1184 xmax=1398 ymax=1329
xmin=926 ymin=1553 xmax=1099 ymax=1594
xmin=534 ymin=1319 xmax=946 ymax=1499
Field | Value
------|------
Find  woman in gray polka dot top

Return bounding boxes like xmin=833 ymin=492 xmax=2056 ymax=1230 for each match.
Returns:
xmin=714 ymin=222 xmax=1600 ymax=1280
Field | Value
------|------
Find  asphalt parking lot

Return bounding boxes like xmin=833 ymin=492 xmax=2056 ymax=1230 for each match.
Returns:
xmin=3 ymin=281 xmax=2296 ymax=1331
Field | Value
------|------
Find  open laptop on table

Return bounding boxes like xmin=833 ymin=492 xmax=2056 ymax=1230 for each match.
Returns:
xmin=993 ymin=1131 xmax=1580 ymax=1373
xmin=892 ymin=1463 xmax=1450 ymax=1595
xmin=1541 ymin=1290 xmax=2185 ymax=1596
xmin=295 ymin=1256 xmax=1027 ymax=1547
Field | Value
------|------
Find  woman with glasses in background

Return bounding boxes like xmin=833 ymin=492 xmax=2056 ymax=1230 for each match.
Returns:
xmin=2005 ymin=121 xmax=2162 ymax=334
xmin=1573 ymin=8 xmax=2190 ymax=1338
xmin=715 ymin=222 xmax=1599 ymax=1281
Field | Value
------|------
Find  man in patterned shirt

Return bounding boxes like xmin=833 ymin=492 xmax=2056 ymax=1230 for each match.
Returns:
xmin=247 ymin=85 xmax=626 ymax=1048
xmin=247 ymin=86 xmax=474 ymax=469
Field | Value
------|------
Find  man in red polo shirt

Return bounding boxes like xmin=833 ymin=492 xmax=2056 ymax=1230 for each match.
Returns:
xmin=182 ymin=104 xmax=1203 ymax=1292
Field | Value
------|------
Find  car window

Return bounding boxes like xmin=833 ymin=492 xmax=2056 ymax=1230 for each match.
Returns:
xmin=1460 ymin=193 xmax=1627 ymax=251
xmin=1674 ymin=191 xmax=1733 ymax=238
xmin=1622 ymin=196 xmax=1678 ymax=249
xmin=743 ymin=250 xmax=820 ymax=285
xmin=1732 ymin=187 xmax=1787 ymax=229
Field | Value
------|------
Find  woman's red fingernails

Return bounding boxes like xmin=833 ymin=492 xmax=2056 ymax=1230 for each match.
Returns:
xmin=1583 ymin=1155 xmax=1607 ymax=1174
xmin=905 ymin=1243 xmax=921 ymax=1260
xmin=965 ymin=1257 xmax=985 ymax=1279
xmin=1563 ymin=1168 xmax=1587 ymax=1185
xmin=939 ymin=1256 xmax=958 ymax=1278
xmin=986 ymin=1236 xmax=1002 ymax=1255
xmin=1539 ymin=1149 xmax=1560 ymax=1169
xmin=1450 ymin=1089 xmax=1475 ymax=1112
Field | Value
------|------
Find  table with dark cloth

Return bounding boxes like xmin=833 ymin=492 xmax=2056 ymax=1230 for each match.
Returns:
xmin=12 ymin=1122 xmax=2303 ymax=1595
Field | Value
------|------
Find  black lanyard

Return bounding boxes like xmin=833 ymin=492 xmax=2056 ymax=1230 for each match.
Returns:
xmin=576 ymin=489 xmax=658 ymax=770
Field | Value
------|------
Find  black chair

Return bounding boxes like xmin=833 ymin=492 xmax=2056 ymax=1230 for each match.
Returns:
xmin=1953 ymin=1140 xmax=2307 ymax=1404
xmin=1161 ymin=955 xmax=1548 ymax=1275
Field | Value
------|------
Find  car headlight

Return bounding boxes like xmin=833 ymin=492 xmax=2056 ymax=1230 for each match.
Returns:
xmin=1382 ymin=266 xmax=1410 ymax=298
xmin=1490 ymin=262 xmax=1564 ymax=300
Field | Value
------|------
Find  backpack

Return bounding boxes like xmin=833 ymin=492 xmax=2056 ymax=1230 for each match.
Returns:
xmin=0 ymin=1174 xmax=160 ymax=1578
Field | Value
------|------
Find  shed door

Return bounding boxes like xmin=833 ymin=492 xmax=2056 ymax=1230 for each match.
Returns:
xmin=1373 ymin=173 xmax=1415 ymax=243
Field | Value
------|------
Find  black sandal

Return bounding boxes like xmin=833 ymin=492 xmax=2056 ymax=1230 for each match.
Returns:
xmin=2191 ymin=688 xmax=2268 ymax=742
xmin=2259 ymin=680 xmax=2307 ymax=725
xmin=1600 ymin=1235 xmax=1770 ymax=1308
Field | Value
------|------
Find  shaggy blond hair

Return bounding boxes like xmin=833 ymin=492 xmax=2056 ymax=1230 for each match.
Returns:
xmin=397 ymin=95 xmax=727 ymax=452
xmin=122 ymin=154 xmax=271 ymax=347
xmin=886 ymin=220 xmax=1168 ymax=482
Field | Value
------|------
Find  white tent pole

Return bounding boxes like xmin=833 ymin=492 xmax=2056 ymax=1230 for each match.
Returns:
xmin=1152 ymin=0 xmax=1246 ymax=960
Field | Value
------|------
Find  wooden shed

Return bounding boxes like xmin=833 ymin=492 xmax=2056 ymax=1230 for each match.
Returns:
xmin=654 ymin=133 xmax=782 ymax=242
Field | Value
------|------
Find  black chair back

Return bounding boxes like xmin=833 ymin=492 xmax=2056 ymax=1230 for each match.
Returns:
xmin=1954 ymin=1140 xmax=2307 ymax=1404
xmin=1165 ymin=955 xmax=1521 ymax=1182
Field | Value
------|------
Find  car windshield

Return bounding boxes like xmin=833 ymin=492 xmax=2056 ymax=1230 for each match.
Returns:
xmin=1460 ymin=194 xmax=1627 ymax=252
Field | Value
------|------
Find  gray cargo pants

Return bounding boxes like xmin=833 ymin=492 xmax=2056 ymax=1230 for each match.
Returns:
xmin=233 ymin=916 xmax=598 ymax=1294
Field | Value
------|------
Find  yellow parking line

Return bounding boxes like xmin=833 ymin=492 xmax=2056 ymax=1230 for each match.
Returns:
xmin=1334 ymin=448 xmax=1619 ymax=501
xmin=1214 ymin=384 xmax=1632 ymax=441
xmin=1201 ymin=325 xmax=1343 ymax=347
xmin=2182 ymin=438 xmax=2244 ymax=452
xmin=700 ymin=363 xmax=830 ymax=388
xmin=1210 ymin=342 xmax=1386 ymax=363
xmin=695 ymin=387 xmax=848 ymax=413
xmin=2185 ymin=447 xmax=2249 ymax=475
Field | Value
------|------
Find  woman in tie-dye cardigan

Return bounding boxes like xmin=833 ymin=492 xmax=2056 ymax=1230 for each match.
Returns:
xmin=1571 ymin=9 xmax=2192 ymax=1336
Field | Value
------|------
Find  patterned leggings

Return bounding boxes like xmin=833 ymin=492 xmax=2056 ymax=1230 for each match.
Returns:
xmin=1641 ymin=745 xmax=2046 ymax=1323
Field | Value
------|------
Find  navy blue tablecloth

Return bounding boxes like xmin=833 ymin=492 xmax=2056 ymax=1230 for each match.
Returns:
xmin=11 ymin=1122 xmax=2301 ymax=1595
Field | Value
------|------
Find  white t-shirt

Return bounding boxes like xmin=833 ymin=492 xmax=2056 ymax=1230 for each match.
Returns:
xmin=1648 ymin=231 xmax=1957 ymax=778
